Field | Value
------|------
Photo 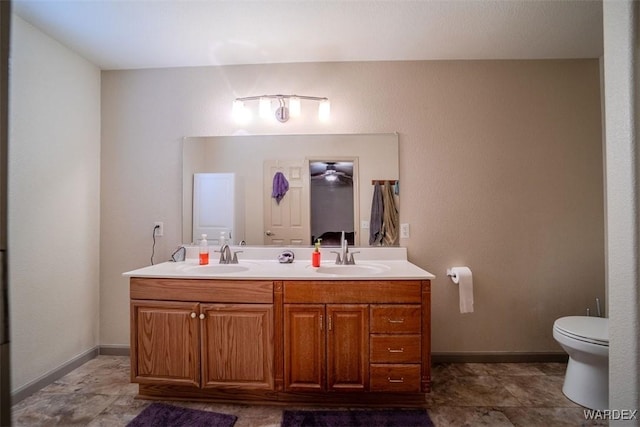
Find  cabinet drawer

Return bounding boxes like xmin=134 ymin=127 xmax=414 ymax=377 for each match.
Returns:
xmin=370 ymin=335 xmax=421 ymax=363
xmin=284 ymin=281 xmax=422 ymax=304
xmin=370 ymin=364 xmax=421 ymax=392
xmin=370 ymin=305 xmax=421 ymax=333
xmin=131 ymin=278 xmax=274 ymax=303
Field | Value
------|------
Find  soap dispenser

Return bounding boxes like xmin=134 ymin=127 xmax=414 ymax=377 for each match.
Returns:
xmin=312 ymin=239 xmax=322 ymax=267
xmin=199 ymin=234 xmax=209 ymax=265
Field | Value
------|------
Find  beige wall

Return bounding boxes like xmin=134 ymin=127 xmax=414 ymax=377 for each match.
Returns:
xmin=9 ymin=16 xmax=101 ymax=392
xmin=102 ymin=59 xmax=604 ymax=354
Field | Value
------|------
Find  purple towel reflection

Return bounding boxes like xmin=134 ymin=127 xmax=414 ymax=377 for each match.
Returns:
xmin=272 ymin=172 xmax=289 ymax=204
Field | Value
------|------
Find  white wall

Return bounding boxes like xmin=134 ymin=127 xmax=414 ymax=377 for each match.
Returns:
xmin=102 ymin=60 xmax=604 ymax=355
xmin=8 ymin=16 xmax=101 ymax=392
xmin=603 ymin=0 xmax=640 ymax=416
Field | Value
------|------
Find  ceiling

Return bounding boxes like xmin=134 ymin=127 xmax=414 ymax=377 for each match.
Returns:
xmin=12 ymin=0 xmax=604 ymax=71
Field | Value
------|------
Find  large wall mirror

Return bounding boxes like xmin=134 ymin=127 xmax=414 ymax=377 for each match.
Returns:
xmin=182 ymin=133 xmax=399 ymax=246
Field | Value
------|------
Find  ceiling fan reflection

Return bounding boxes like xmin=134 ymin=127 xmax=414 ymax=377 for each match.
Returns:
xmin=311 ymin=162 xmax=353 ymax=183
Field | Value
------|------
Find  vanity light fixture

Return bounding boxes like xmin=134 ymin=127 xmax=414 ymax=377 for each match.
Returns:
xmin=232 ymin=94 xmax=330 ymax=123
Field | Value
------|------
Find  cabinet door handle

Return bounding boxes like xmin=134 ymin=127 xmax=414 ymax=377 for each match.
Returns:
xmin=320 ymin=315 xmax=323 ymax=331
xmin=199 ymin=313 xmax=205 ymax=320
xmin=190 ymin=312 xmax=197 ymax=318
xmin=388 ymin=318 xmax=404 ymax=324
xmin=387 ymin=347 xmax=404 ymax=353
xmin=328 ymin=315 xmax=333 ymax=331
xmin=387 ymin=377 xmax=405 ymax=383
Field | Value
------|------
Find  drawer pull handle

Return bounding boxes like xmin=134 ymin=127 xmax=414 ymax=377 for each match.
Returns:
xmin=387 ymin=347 xmax=404 ymax=353
xmin=388 ymin=377 xmax=404 ymax=383
xmin=388 ymin=318 xmax=404 ymax=324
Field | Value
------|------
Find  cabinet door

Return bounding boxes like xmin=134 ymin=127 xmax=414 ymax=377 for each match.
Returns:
xmin=327 ymin=304 xmax=369 ymax=392
xmin=130 ymin=300 xmax=200 ymax=387
xmin=284 ymin=304 xmax=325 ymax=391
xmin=201 ymin=304 xmax=274 ymax=390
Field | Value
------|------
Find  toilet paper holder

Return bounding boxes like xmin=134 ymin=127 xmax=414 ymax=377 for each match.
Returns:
xmin=446 ymin=267 xmax=471 ymax=283
xmin=446 ymin=266 xmax=474 ymax=314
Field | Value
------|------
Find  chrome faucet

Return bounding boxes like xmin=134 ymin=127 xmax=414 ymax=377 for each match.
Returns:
xmin=218 ymin=244 xmax=231 ymax=264
xmin=330 ymin=232 xmax=358 ymax=265
xmin=217 ymin=243 xmax=240 ymax=264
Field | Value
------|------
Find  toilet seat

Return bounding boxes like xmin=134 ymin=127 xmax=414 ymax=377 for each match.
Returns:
xmin=553 ymin=316 xmax=608 ymax=347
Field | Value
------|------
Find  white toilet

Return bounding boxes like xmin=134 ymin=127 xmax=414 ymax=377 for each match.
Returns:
xmin=553 ymin=316 xmax=609 ymax=410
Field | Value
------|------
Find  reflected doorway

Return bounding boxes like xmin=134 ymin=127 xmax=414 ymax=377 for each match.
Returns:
xmin=263 ymin=160 xmax=309 ymax=245
xmin=309 ymin=159 xmax=359 ymax=246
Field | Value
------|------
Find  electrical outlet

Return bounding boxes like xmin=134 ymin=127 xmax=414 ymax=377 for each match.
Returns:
xmin=400 ymin=223 xmax=410 ymax=239
xmin=154 ymin=221 xmax=164 ymax=237
xmin=361 ymin=220 xmax=370 ymax=229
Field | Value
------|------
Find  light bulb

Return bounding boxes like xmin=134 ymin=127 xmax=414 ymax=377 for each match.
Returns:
xmin=289 ymin=97 xmax=301 ymax=117
xmin=259 ymin=97 xmax=271 ymax=119
xmin=232 ymin=100 xmax=243 ymax=117
xmin=232 ymin=100 xmax=251 ymax=124
xmin=232 ymin=100 xmax=244 ymax=122
xmin=318 ymin=99 xmax=330 ymax=122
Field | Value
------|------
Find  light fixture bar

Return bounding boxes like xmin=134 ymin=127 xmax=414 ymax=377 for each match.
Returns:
xmin=235 ymin=94 xmax=328 ymax=103
xmin=232 ymin=94 xmax=330 ymax=123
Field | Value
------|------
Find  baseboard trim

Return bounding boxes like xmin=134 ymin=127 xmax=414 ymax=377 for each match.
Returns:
xmin=11 ymin=345 xmax=131 ymax=405
xmin=99 ymin=345 xmax=130 ymax=356
xmin=432 ymin=352 xmax=568 ymax=364
xmin=11 ymin=346 xmax=100 ymax=405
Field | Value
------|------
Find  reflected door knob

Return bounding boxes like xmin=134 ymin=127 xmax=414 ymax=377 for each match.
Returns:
xmin=265 ymin=230 xmax=274 ymax=236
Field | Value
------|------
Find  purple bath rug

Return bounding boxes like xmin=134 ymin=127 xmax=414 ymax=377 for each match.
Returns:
xmin=127 ymin=402 xmax=237 ymax=427
xmin=282 ymin=409 xmax=433 ymax=427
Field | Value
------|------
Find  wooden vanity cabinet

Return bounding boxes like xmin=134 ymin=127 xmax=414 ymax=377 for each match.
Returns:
xmin=284 ymin=304 xmax=369 ymax=392
xmin=129 ymin=277 xmax=431 ymax=404
xmin=130 ymin=278 xmax=275 ymax=391
xmin=283 ymin=280 xmax=431 ymax=395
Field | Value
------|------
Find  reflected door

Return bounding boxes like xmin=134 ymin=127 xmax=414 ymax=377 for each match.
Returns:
xmin=263 ymin=160 xmax=310 ymax=245
xmin=193 ymin=173 xmax=244 ymax=244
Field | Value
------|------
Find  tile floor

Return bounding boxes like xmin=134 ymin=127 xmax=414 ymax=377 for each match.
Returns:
xmin=11 ymin=355 xmax=607 ymax=426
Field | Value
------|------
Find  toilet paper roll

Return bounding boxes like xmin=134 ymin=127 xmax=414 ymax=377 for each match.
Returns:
xmin=449 ymin=266 xmax=474 ymax=314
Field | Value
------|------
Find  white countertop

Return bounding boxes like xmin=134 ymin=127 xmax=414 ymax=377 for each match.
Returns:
xmin=123 ymin=246 xmax=435 ymax=280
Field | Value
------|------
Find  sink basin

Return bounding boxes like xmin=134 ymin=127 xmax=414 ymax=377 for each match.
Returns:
xmin=315 ymin=264 xmax=389 ymax=276
xmin=179 ymin=264 xmax=250 ymax=274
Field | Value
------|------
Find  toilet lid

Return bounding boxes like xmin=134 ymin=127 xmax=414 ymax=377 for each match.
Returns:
xmin=554 ymin=316 xmax=608 ymax=346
